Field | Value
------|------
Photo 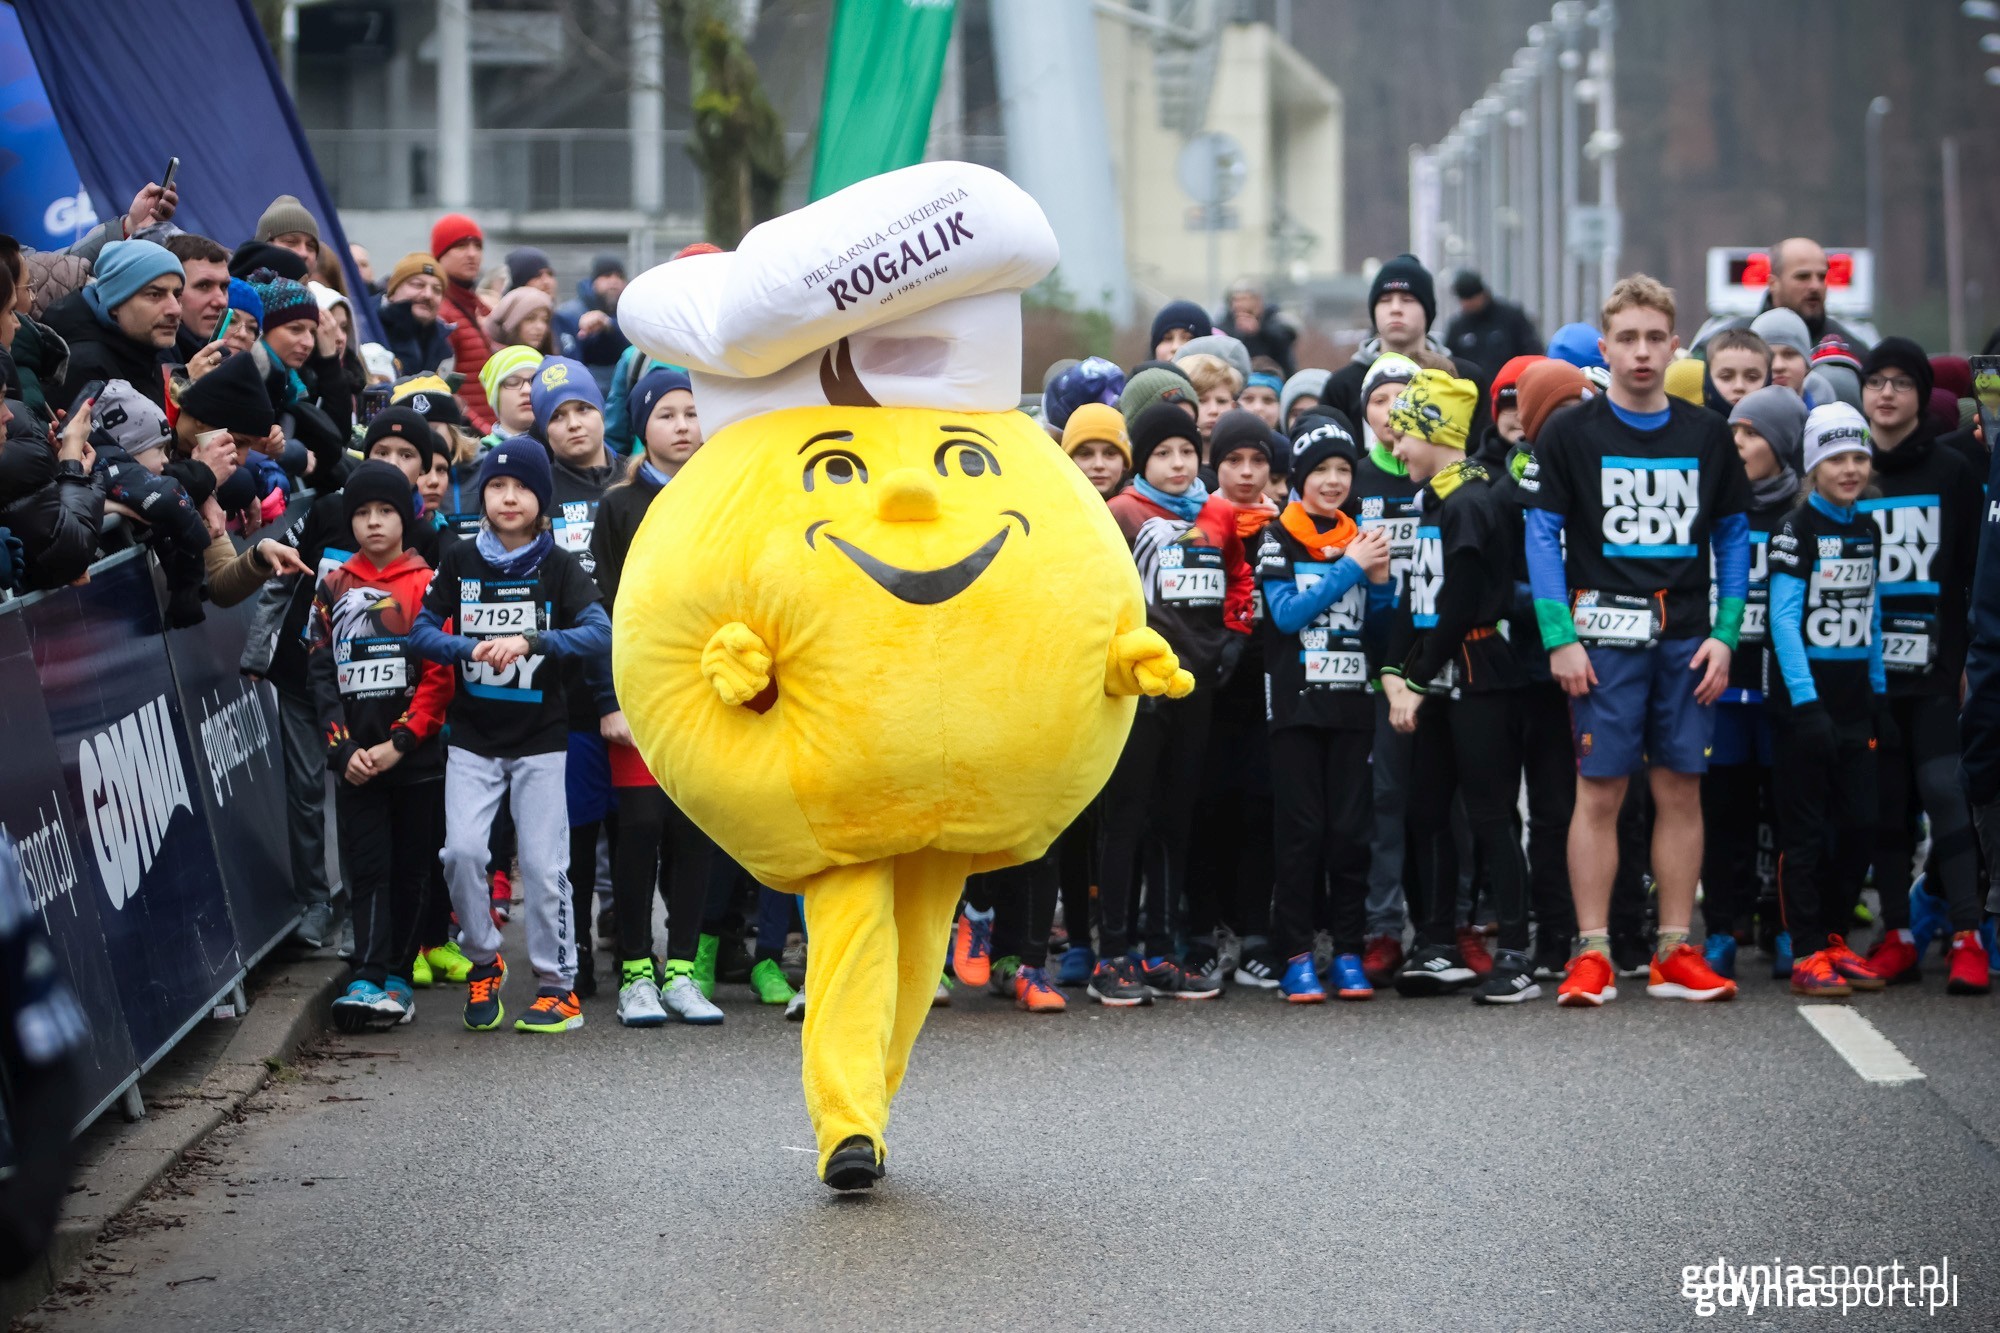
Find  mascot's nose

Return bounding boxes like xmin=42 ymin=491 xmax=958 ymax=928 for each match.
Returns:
xmin=875 ymin=468 xmax=940 ymax=523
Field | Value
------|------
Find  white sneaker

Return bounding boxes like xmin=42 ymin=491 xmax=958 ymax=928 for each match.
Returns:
xmin=617 ymin=973 xmax=670 ymax=1028
xmin=785 ymin=990 xmax=806 ymax=1021
xmin=661 ymin=971 xmax=724 ymax=1025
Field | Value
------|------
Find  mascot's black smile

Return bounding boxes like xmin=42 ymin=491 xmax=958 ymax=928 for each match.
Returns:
xmin=807 ymin=512 xmax=1029 ymax=606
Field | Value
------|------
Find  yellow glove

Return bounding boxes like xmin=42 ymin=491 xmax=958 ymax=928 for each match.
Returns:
xmin=702 ymin=621 xmax=773 ymax=706
xmin=1105 ymin=627 xmax=1195 ymax=699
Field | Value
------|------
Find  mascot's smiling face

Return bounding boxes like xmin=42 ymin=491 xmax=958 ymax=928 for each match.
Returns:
xmin=610 ymin=401 xmax=1145 ymax=887
xmin=797 ymin=419 xmax=1033 ymax=606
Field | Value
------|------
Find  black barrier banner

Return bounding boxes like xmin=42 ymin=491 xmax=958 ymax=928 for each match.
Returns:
xmin=0 ymin=608 xmax=137 ymax=1123
xmin=23 ymin=553 xmax=242 ymax=1063
xmin=166 ymin=588 xmax=298 ymax=967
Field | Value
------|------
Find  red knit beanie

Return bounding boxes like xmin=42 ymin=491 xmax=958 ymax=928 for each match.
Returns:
xmin=429 ymin=213 xmax=483 ymax=262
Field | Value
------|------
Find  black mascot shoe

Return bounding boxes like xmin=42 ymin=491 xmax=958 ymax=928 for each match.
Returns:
xmin=823 ymin=1136 xmax=883 ymax=1192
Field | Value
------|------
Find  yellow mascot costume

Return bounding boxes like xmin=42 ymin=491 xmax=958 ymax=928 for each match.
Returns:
xmin=612 ymin=162 xmax=1192 ymax=1191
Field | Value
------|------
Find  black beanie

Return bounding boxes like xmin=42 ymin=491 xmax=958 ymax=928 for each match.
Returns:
xmin=1129 ymin=402 xmax=1203 ymax=475
xmin=228 ymin=239 xmax=309 ymax=282
xmin=1860 ymin=336 xmax=1934 ymax=405
xmin=1369 ymin=253 xmax=1436 ymax=330
xmin=1287 ymin=408 xmax=1361 ymax=488
xmin=362 ymin=406 xmax=439 ymax=471
xmin=1148 ymin=300 xmax=1210 ymax=350
xmin=342 ymin=460 xmax=416 ymax=544
xmin=178 ymin=351 xmax=277 ymax=435
xmin=1207 ymin=408 xmax=1276 ymax=468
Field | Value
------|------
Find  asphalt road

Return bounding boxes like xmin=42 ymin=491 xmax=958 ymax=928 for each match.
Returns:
xmin=19 ymin=933 xmax=2000 ymax=1333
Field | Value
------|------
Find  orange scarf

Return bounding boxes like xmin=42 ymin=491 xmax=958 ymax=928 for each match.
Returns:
xmin=1232 ymin=495 xmax=1278 ymax=540
xmin=1279 ymin=501 xmax=1357 ymax=559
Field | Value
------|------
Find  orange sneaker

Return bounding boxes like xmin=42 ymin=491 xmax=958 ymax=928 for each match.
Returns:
xmin=1645 ymin=942 xmax=1738 ymax=1002
xmin=1790 ymin=950 xmax=1851 ymax=998
xmin=1946 ymin=930 xmax=1992 ymax=996
xmin=1557 ymin=949 xmax=1617 ymax=1007
xmin=1865 ymin=929 xmax=1921 ymax=985
xmin=1823 ymin=934 xmax=1885 ymax=992
xmin=1013 ymin=965 xmax=1067 ymax=1013
xmin=950 ymin=908 xmax=993 ymax=988
xmin=513 ymin=987 xmax=584 ymax=1033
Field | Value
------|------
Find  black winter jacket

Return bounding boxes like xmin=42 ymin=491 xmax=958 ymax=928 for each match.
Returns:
xmin=0 ymin=415 xmax=105 ymax=590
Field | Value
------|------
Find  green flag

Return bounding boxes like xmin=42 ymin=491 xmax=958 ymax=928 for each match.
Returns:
xmin=809 ymin=0 xmax=957 ymax=200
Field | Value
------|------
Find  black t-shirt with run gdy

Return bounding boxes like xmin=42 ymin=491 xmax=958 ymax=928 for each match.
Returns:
xmin=420 ymin=540 xmax=601 ymax=759
xmin=1763 ymin=499 xmax=1879 ymax=720
xmin=1348 ymin=450 xmax=1421 ymax=670
xmin=1517 ymin=395 xmax=1751 ymax=642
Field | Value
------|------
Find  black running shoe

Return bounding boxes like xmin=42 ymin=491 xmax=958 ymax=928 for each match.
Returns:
xmin=1393 ymin=944 xmax=1476 ymax=996
xmin=1086 ymin=956 xmax=1153 ymax=1007
xmin=1232 ymin=951 xmax=1283 ymax=990
xmin=1531 ymin=934 xmax=1574 ymax=981
xmin=1141 ymin=956 xmax=1221 ymax=1000
xmin=823 ymin=1135 xmax=882 ymax=1192
xmin=1471 ymin=949 xmax=1544 ymax=1005
xmin=574 ymin=945 xmax=598 ymax=999
xmin=1611 ymin=934 xmax=1652 ymax=978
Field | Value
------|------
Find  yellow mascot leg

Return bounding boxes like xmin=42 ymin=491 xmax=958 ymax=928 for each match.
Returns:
xmin=884 ymin=849 xmax=974 ymax=1103
xmin=798 ymin=858 xmax=899 ymax=1179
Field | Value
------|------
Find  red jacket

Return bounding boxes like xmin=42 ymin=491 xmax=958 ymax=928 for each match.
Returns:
xmin=306 ymin=547 xmax=455 ymax=782
xmin=439 ymin=281 xmax=497 ymax=433
xmin=1106 ymin=486 xmax=1253 ymax=684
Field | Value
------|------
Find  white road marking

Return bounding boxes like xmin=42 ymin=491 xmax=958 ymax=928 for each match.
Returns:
xmin=1798 ymin=1005 xmax=1926 ymax=1084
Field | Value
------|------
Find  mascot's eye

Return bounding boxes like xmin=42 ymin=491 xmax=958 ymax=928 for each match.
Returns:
xmin=934 ymin=441 xmax=1000 ymax=479
xmin=803 ymin=450 xmax=869 ymax=491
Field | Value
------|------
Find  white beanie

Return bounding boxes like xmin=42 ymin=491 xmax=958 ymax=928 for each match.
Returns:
xmin=1802 ymin=401 xmax=1870 ymax=474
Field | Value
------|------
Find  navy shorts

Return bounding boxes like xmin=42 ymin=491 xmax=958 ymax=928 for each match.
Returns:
xmin=1571 ymin=636 xmax=1715 ymax=777
xmin=565 ymin=729 xmax=615 ymax=826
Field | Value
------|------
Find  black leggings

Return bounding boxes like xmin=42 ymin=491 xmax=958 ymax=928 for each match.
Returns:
xmin=611 ymin=785 xmax=715 ymax=965
xmin=1773 ymin=712 xmax=1876 ymax=956
xmin=1875 ymin=692 xmax=1983 ymax=933
xmin=1095 ymin=690 xmax=1213 ymax=959
xmin=1269 ymin=725 xmax=1372 ymax=958
xmin=1409 ymin=691 xmax=1530 ymax=953
xmin=568 ymin=819 xmax=603 ymax=954
xmin=1185 ymin=666 xmax=1274 ymax=948
xmin=1701 ymin=761 xmax=1773 ymax=939
xmin=1516 ymin=681 xmax=1577 ymax=944
xmin=971 ymin=853 xmax=1060 ymax=969
xmin=336 ymin=776 xmax=442 ymax=986
xmin=1055 ymin=805 xmax=1097 ymax=953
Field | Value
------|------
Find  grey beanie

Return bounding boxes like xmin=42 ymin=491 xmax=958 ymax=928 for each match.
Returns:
xmin=255 ymin=194 xmax=320 ymax=245
xmin=1174 ymin=333 xmax=1252 ymax=386
xmin=1280 ymin=368 xmax=1330 ymax=427
xmin=1749 ymin=307 xmax=1812 ymax=359
xmin=1729 ymin=384 xmax=1809 ymax=475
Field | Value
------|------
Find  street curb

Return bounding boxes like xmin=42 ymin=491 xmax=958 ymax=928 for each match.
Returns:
xmin=0 ymin=955 xmax=346 ymax=1323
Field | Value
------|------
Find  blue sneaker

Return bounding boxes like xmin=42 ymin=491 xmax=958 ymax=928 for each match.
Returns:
xmin=1770 ymin=931 xmax=1793 ymax=980
xmin=1702 ymin=934 xmax=1737 ymax=980
xmin=1055 ymin=945 xmax=1096 ymax=988
xmin=1981 ymin=918 xmax=2000 ymax=978
xmin=1279 ymin=951 xmax=1325 ymax=1004
xmin=382 ymin=975 xmax=416 ymax=1025
xmin=1330 ymin=952 xmax=1373 ymax=1000
xmin=1910 ymin=877 xmax=1951 ymax=960
xmin=332 ymin=978 xmax=398 ymax=1033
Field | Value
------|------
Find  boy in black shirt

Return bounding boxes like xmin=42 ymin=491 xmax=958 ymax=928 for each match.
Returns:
xmin=1517 ymin=276 xmax=1748 ymax=1007
xmin=410 ymin=440 xmax=613 ymax=1033
xmin=1377 ymin=371 xmax=1537 ymax=1002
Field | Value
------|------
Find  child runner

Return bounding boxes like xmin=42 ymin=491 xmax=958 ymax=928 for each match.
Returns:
xmin=1240 ymin=358 xmax=1286 ymax=429
xmin=1254 ymin=410 xmax=1393 ymax=998
xmin=1517 ymin=275 xmax=1746 ymax=1008
xmin=308 ymin=461 xmax=454 ymax=1030
xmin=1061 ymin=402 xmax=1130 ymax=500
xmin=1702 ymin=386 xmax=1806 ymax=979
xmin=479 ymin=345 xmax=543 ymax=446
xmin=1092 ymin=403 xmax=1253 ymax=1004
xmin=411 ymin=440 xmax=612 ymax=1033
xmin=1379 ymin=371 xmax=1537 ymax=1002
xmin=589 ymin=367 xmax=733 ymax=1025
xmin=1765 ymin=404 xmax=1887 ymax=997
xmin=1177 ymin=352 xmax=1245 ymax=448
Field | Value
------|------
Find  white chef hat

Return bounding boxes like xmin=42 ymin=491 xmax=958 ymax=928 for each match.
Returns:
xmin=616 ymin=161 xmax=1059 ymax=434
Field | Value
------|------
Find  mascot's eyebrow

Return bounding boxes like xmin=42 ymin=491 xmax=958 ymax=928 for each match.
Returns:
xmin=939 ymin=424 xmax=995 ymax=443
xmin=798 ymin=430 xmax=855 ymax=454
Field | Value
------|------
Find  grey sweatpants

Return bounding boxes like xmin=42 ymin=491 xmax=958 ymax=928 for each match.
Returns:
xmin=1366 ymin=693 xmax=1413 ymax=939
xmin=442 ymin=748 xmax=575 ymax=988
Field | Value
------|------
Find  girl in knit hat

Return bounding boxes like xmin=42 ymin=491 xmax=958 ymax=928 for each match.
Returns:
xmin=1059 ymin=402 xmax=1129 ymax=499
xmin=1250 ymin=410 xmax=1392 ymax=999
xmin=481 ymin=285 xmax=557 ymax=355
xmin=1090 ymin=403 xmax=1254 ymax=1004
xmin=480 ymin=344 xmax=544 ymax=445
